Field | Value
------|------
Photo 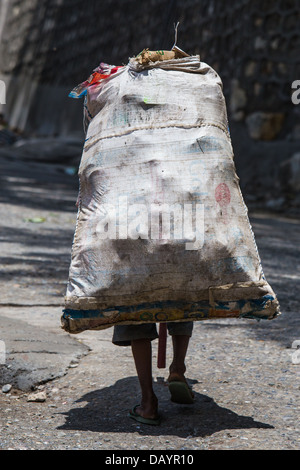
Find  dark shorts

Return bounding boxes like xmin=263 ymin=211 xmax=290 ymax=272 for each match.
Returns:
xmin=112 ymin=321 xmax=194 ymax=346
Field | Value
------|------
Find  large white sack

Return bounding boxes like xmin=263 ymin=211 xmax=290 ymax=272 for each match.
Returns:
xmin=62 ymin=54 xmax=280 ymax=334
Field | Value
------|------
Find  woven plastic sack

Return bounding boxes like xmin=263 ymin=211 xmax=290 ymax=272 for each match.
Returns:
xmin=61 ymin=52 xmax=280 ymax=334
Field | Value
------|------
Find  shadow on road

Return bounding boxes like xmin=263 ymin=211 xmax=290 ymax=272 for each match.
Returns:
xmin=57 ymin=376 xmax=273 ymax=437
xmin=0 ymin=156 xmax=78 ymax=212
xmin=0 ymin=225 xmax=74 ymax=286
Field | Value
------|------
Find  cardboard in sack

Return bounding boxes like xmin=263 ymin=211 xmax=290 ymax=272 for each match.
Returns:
xmin=136 ymin=46 xmax=189 ymax=65
xmin=61 ymin=49 xmax=280 ymax=334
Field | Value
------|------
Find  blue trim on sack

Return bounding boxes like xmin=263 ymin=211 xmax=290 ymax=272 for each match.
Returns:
xmin=63 ymin=299 xmax=210 ymax=319
xmin=62 ymin=295 xmax=276 ymax=321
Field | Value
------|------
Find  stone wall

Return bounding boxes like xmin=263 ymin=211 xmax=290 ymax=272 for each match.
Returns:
xmin=0 ymin=0 xmax=299 ymax=212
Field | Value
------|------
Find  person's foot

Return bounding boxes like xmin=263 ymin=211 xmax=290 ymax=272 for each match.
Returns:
xmin=129 ymin=404 xmax=161 ymax=426
xmin=167 ymin=368 xmax=194 ymax=403
xmin=167 ymin=370 xmax=187 ymax=384
xmin=135 ymin=393 xmax=158 ymax=420
xmin=168 ymin=364 xmax=189 ymax=386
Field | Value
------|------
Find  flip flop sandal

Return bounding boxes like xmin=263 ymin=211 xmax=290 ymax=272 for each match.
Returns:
xmin=168 ymin=381 xmax=194 ymax=404
xmin=129 ymin=405 xmax=161 ymax=426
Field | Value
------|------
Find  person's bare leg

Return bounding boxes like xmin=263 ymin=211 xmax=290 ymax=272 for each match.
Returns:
xmin=168 ymin=335 xmax=191 ymax=383
xmin=131 ymin=338 xmax=158 ymax=419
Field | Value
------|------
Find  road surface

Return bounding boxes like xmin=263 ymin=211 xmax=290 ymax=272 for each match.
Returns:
xmin=0 ymin=152 xmax=299 ymax=450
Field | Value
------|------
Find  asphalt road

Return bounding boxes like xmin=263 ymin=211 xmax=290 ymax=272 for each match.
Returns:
xmin=0 ymin=152 xmax=299 ymax=450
